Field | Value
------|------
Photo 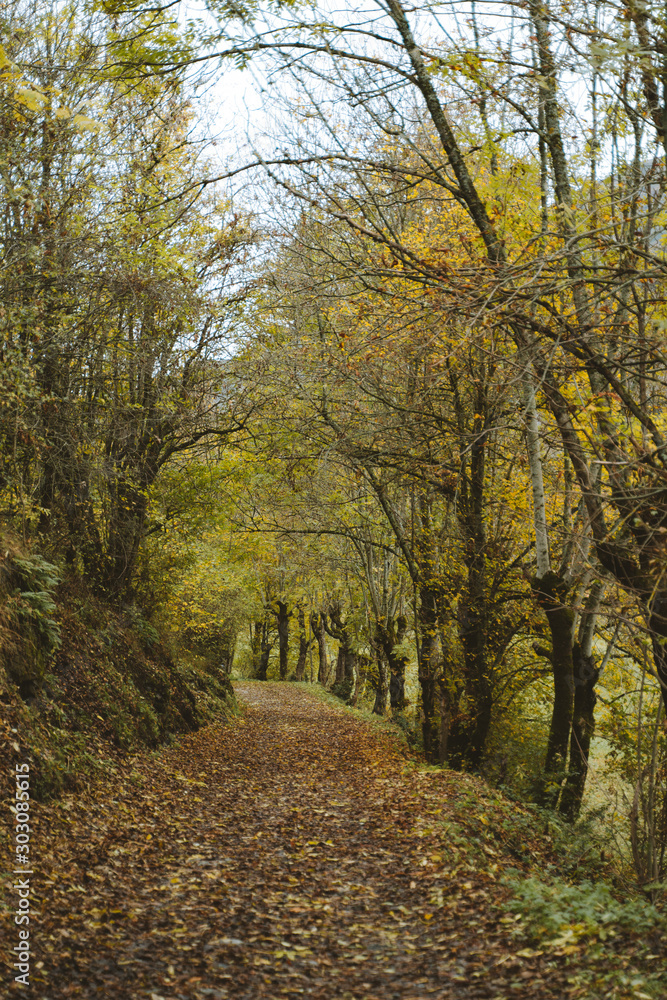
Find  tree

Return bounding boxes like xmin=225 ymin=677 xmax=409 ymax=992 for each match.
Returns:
xmin=234 ymin=211 xmax=545 ymax=765
xmin=310 ymin=610 xmax=328 ymax=684
xmin=294 ymin=603 xmax=312 ymax=681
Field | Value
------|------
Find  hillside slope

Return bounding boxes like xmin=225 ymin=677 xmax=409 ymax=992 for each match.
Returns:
xmin=0 ymin=543 xmax=236 ymax=801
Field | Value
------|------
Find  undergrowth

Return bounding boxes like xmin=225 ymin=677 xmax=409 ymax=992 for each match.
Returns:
xmin=503 ymin=874 xmax=663 ymax=945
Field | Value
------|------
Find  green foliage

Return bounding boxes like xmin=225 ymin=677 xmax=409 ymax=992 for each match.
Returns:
xmin=12 ymin=555 xmax=62 ymax=654
xmin=392 ymin=711 xmax=418 ymax=746
xmin=124 ymin=605 xmax=160 ymax=649
xmin=0 ymin=551 xmax=62 ymax=696
xmin=0 ymin=1 xmax=254 ymax=600
xmin=331 ymin=677 xmax=354 ymax=703
xmin=30 ymin=727 xmax=113 ymax=801
xmin=482 ymin=681 xmax=551 ymax=793
xmin=177 ymin=650 xmax=237 ymax=718
xmin=3 ymin=0 xmax=667 ymax=919
xmin=101 ymin=3 xmax=197 ymax=79
xmin=96 ymin=666 xmax=162 ymax=748
xmin=503 ymin=874 xmax=664 ymax=945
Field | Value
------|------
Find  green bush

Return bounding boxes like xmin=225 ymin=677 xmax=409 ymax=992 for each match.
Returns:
xmin=503 ymin=874 xmax=664 ymax=944
xmin=331 ymin=677 xmax=354 ymax=703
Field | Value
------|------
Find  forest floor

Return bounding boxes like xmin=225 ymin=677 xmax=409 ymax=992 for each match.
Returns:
xmin=2 ymin=682 xmax=665 ymax=999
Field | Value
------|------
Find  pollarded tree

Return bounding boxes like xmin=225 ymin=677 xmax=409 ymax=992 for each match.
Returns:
xmin=351 ymin=524 xmax=410 ymax=714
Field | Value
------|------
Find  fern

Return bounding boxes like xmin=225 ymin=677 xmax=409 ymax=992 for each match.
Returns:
xmin=12 ymin=555 xmax=61 ymax=653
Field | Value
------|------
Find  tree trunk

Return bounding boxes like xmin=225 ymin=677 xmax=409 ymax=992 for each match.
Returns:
xmin=457 ymin=591 xmax=491 ymax=769
xmin=335 ymin=646 xmax=345 ymax=684
xmin=649 ymin=593 xmax=667 ymax=717
xmin=533 ymin=571 xmax=575 ymax=808
xmin=388 ymin=664 xmax=405 ymax=711
xmin=559 ymin=642 xmax=599 ymax=821
xmin=295 ymin=605 xmax=309 ymax=681
xmin=438 ymin=678 xmax=452 ymax=764
xmin=251 ymin=619 xmax=263 ymax=676
xmin=221 ymin=633 xmax=236 ymax=675
xmin=341 ymin=646 xmax=356 ymax=697
xmin=325 ymin=604 xmax=356 ymax=702
xmin=254 ymin=616 xmax=274 ymax=681
xmin=310 ymin=611 xmax=328 ymax=683
xmin=419 ymin=584 xmax=441 ymax=764
xmin=273 ymin=600 xmax=290 ymax=680
xmin=522 ymin=369 xmax=551 ymax=578
xmin=376 ymin=614 xmax=408 ymax=711
xmin=372 ymin=651 xmax=388 ymax=716
xmin=106 ymin=477 xmax=148 ymax=596
xmin=349 ymin=652 xmax=361 ymax=706
xmin=455 ymin=380 xmax=492 ymax=769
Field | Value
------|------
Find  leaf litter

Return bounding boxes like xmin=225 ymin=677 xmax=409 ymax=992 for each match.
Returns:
xmin=1 ymin=681 xmax=663 ymax=998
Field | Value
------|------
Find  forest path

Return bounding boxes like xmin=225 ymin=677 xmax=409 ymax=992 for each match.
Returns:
xmin=19 ymin=683 xmax=562 ymax=999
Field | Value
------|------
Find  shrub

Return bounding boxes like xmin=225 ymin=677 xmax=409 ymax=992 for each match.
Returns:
xmin=503 ymin=874 xmax=664 ymax=945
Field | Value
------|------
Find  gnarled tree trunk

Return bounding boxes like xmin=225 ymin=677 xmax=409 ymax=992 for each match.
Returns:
xmin=453 ymin=369 xmax=492 ymax=770
xmin=251 ymin=619 xmax=263 ymax=676
xmin=310 ymin=610 xmax=328 ymax=683
xmin=375 ymin=614 xmax=408 ymax=712
xmin=559 ymin=641 xmax=599 ymax=821
xmin=294 ymin=605 xmax=310 ymax=681
xmin=325 ymin=604 xmax=356 ymax=702
xmin=533 ymin=571 xmax=575 ymax=808
xmin=372 ymin=651 xmax=388 ymax=715
xmin=270 ymin=600 xmax=291 ymax=680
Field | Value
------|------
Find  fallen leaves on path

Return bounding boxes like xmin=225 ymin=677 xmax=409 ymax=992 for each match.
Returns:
xmin=0 ymin=683 xmax=657 ymax=998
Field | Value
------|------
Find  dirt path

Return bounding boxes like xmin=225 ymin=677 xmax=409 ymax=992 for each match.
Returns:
xmin=6 ymin=683 xmax=568 ymax=999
